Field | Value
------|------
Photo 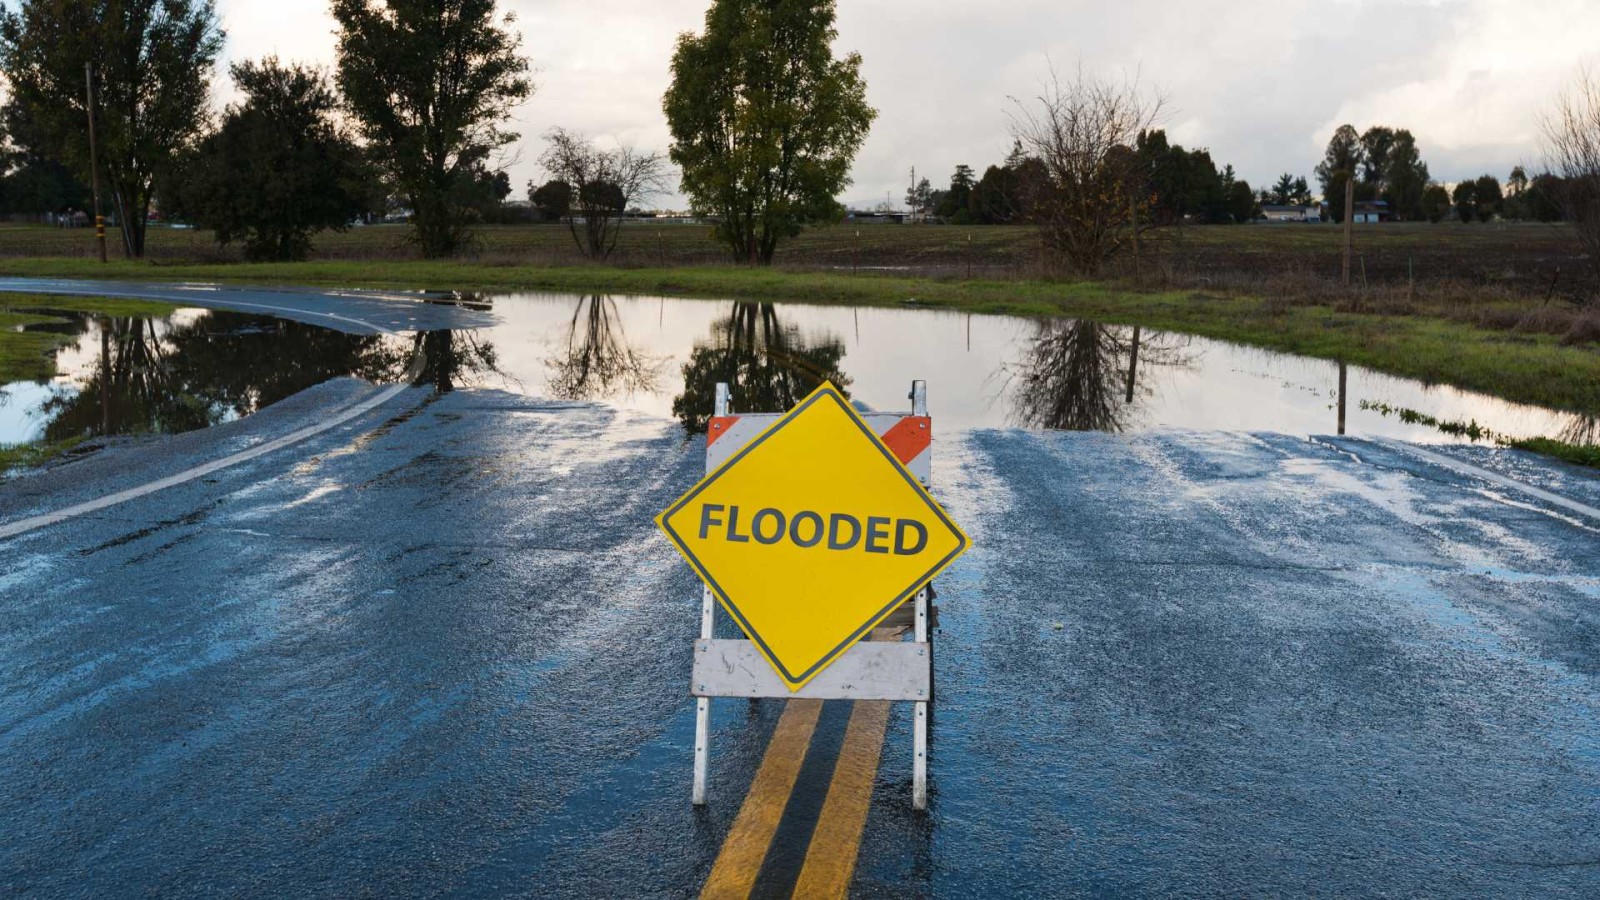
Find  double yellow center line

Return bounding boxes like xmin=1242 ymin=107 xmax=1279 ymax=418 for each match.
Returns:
xmin=700 ymin=699 xmax=892 ymax=899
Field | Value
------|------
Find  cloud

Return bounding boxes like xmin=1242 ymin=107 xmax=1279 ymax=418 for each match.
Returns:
xmin=209 ymin=0 xmax=1599 ymax=209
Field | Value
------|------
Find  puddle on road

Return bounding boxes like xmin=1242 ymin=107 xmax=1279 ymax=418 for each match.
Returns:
xmin=0 ymin=308 xmax=413 ymax=447
xmin=2 ymin=293 xmax=1594 ymax=454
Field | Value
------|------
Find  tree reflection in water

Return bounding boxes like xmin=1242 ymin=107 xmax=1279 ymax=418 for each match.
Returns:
xmin=411 ymin=329 xmax=499 ymax=393
xmin=1558 ymin=415 xmax=1600 ymax=449
xmin=545 ymin=295 xmax=662 ymax=401
xmin=1007 ymin=319 xmax=1189 ymax=432
xmin=40 ymin=312 xmax=413 ymax=443
xmin=673 ymin=302 xmax=851 ymax=434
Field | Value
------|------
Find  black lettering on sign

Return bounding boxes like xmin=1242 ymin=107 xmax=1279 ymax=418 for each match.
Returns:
xmin=699 ymin=504 xmax=725 ymax=540
xmin=791 ymin=512 xmax=824 ymax=548
xmin=828 ymin=514 xmax=861 ymax=550
xmin=864 ymin=517 xmax=891 ymax=554
xmin=699 ymin=504 xmax=937 ymax=555
xmin=751 ymin=508 xmax=785 ymax=545
xmin=895 ymin=520 xmax=928 ymax=555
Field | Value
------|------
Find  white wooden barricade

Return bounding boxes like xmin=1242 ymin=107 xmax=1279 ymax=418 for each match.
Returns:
xmin=691 ymin=380 xmax=937 ymax=811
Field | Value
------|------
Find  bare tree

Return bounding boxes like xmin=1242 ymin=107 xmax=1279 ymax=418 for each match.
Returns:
xmin=1005 ymin=320 xmax=1190 ymax=432
xmin=1010 ymin=66 xmax=1164 ymax=276
xmin=545 ymin=296 xmax=661 ymax=400
xmin=538 ymin=128 xmax=671 ymax=260
xmin=1543 ymin=65 xmax=1600 ymax=300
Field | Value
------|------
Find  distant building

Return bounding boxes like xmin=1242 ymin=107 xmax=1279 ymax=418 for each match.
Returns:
xmin=844 ymin=211 xmax=907 ymax=225
xmin=1351 ymin=200 xmax=1392 ymax=224
xmin=1259 ymin=204 xmax=1320 ymax=223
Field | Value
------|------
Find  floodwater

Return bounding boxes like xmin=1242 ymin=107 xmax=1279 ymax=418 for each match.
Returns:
xmin=0 ymin=308 xmax=410 ymax=446
xmin=2 ymin=293 xmax=1594 ymax=451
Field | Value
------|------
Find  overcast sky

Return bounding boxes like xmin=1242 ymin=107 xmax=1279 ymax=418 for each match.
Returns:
xmin=216 ymin=0 xmax=1598 ymax=209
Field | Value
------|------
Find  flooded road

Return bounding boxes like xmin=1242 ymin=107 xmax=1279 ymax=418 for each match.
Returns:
xmin=0 ymin=280 xmax=1597 ymax=897
xmin=4 ymin=287 xmax=1593 ymax=455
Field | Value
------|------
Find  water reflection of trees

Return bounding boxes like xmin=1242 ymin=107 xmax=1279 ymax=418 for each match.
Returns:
xmin=673 ymin=302 xmax=851 ymax=434
xmin=411 ymin=329 xmax=499 ymax=393
xmin=1006 ymin=319 xmax=1189 ymax=432
xmin=1558 ymin=415 xmax=1600 ymax=448
xmin=39 ymin=311 xmax=421 ymax=442
xmin=545 ymin=295 xmax=661 ymax=401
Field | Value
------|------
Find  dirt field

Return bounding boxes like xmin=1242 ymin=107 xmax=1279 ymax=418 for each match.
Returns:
xmin=1 ymin=220 xmax=1589 ymax=298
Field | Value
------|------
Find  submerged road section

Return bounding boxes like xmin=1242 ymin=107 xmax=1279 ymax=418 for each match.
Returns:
xmin=0 ymin=281 xmax=1597 ymax=896
xmin=0 ymin=277 xmax=497 ymax=335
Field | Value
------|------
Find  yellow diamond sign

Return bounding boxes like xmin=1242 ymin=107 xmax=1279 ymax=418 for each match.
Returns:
xmin=656 ymin=383 xmax=970 ymax=691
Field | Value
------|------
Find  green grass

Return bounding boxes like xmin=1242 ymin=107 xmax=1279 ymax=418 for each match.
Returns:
xmin=0 ymin=294 xmax=178 ymax=383
xmin=0 ymin=435 xmax=89 ymax=475
xmin=2 ymin=256 xmax=1598 ymax=418
xmin=1509 ymin=438 xmax=1600 ymax=469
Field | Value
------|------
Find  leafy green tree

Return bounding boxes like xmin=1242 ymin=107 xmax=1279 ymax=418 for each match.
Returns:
xmin=176 ymin=59 xmax=369 ymax=261
xmin=529 ymin=180 xmax=573 ymax=222
xmin=664 ymin=0 xmax=875 ymax=264
xmin=1270 ymin=173 xmax=1296 ymax=205
xmin=1508 ymin=166 xmax=1529 ymax=196
xmin=1225 ymin=178 xmax=1257 ymax=223
xmin=905 ymin=176 xmax=933 ymax=215
xmin=1315 ymin=124 xmax=1364 ymax=223
xmin=1473 ymin=174 xmax=1503 ymax=222
xmin=0 ymin=109 xmax=90 ymax=215
xmin=672 ymin=302 xmax=850 ymax=434
xmin=1381 ymin=130 xmax=1429 ymax=220
xmin=1452 ymin=180 xmax=1478 ymax=223
xmin=1359 ymin=126 xmax=1397 ymax=188
xmin=1135 ymin=129 xmax=1229 ymax=224
xmin=0 ymin=0 xmax=223 ymax=256
xmin=936 ymin=164 xmax=976 ymax=220
xmin=332 ymin=0 xmax=533 ymax=258
xmin=1291 ymin=176 xmax=1312 ymax=206
xmin=971 ymin=143 xmax=1040 ymax=224
xmin=1524 ymin=174 xmax=1567 ymax=222
xmin=1501 ymin=167 xmax=1532 ymax=220
xmin=1421 ymin=184 xmax=1451 ymax=223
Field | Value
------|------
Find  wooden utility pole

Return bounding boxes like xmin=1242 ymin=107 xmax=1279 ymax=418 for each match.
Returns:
xmin=1130 ymin=196 xmax=1142 ymax=286
xmin=1341 ymin=177 xmax=1355 ymax=286
xmin=1126 ymin=326 xmax=1142 ymax=405
xmin=84 ymin=63 xmax=108 ymax=263
xmin=99 ymin=320 xmax=110 ymax=433
xmin=1337 ymin=361 xmax=1348 ymax=436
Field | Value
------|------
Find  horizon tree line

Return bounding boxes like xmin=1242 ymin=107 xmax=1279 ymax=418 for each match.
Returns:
xmin=2 ymin=0 xmax=1600 ymax=280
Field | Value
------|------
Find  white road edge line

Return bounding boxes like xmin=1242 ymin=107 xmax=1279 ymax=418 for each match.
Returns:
xmin=0 ymin=285 xmax=425 ymax=542
xmin=1370 ymin=436 xmax=1600 ymax=524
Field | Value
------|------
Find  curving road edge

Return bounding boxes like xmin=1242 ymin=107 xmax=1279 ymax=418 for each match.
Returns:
xmin=0 ymin=280 xmax=444 ymax=541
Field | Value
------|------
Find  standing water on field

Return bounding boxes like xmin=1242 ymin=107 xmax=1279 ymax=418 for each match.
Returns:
xmin=464 ymin=293 xmax=1593 ymax=446
xmin=1 ymin=292 xmax=1593 ymax=453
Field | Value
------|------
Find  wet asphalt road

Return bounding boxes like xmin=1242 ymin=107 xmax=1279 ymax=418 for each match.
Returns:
xmin=2 ymin=284 xmax=1600 ymax=897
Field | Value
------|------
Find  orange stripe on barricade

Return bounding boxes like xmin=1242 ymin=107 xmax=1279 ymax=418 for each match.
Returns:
xmin=879 ymin=416 xmax=931 ymax=465
xmin=707 ymin=416 xmax=741 ymax=446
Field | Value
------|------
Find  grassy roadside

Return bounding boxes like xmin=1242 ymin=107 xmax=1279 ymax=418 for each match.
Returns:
xmin=0 ymin=436 xmax=89 ymax=474
xmin=0 ymin=295 xmax=179 ymax=476
xmin=4 ymin=256 xmax=1600 ymax=419
xmin=0 ymin=294 xmax=178 ymax=383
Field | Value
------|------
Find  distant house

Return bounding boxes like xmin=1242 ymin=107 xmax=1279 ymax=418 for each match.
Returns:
xmin=1351 ymin=200 xmax=1392 ymax=224
xmin=1260 ymin=204 xmax=1319 ymax=223
xmin=844 ymin=210 xmax=908 ymax=225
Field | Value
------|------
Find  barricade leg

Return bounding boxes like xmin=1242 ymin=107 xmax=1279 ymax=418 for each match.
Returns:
xmin=694 ymin=586 xmax=715 ymax=805
xmin=913 ymin=586 xmax=930 ymax=811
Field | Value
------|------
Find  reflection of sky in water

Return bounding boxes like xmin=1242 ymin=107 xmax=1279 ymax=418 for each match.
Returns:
xmin=0 ymin=293 xmax=1589 ymax=449
xmin=475 ymin=293 xmax=1581 ymax=444
xmin=0 ymin=381 xmax=65 ymax=445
